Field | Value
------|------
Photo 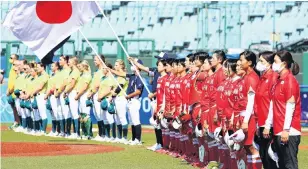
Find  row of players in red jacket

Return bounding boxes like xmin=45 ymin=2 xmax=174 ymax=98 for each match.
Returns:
xmin=149 ymin=50 xmax=301 ymax=169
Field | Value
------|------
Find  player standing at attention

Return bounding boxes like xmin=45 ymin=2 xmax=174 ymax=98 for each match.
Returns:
xmin=75 ymin=60 xmax=92 ymax=140
xmin=129 ymin=52 xmax=169 ymax=150
xmin=45 ymin=62 xmax=63 ymax=137
xmin=55 ymin=55 xmax=72 ymax=137
xmin=63 ymin=56 xmax=81 ymax=139
xmin=7 ymin=54 xmax=20 ymax=130
xmin=270 ymin=51 xmax=301 ymax=169
xmin=239 ymin=50 xmax=261 ymax=169
xmin=97 ymin=63 xmax=117 ymax=142
xmin=88 ymin=55 xmax=106 ymax=141
xmin=254 ymin=51 xmax=279 ymax=169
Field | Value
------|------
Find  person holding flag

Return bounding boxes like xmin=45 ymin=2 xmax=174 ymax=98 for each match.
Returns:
xmin=128 ymin=52 xmax=170 ymax=150
xmin=97 ymin=63 xmax=118 ymax=142
xmin=110 ymin=59 xmax=129 ymax=143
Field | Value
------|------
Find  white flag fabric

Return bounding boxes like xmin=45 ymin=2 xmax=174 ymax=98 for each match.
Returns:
xmin=3 ymin=1 xmax=99 ymax=59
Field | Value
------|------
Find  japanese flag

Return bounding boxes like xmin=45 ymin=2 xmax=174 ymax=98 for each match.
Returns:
xmin=3 ymin=1 xmax=99 ymax=60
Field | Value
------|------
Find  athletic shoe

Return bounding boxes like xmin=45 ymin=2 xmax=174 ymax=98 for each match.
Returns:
xmin=34 ymin=131 xmax=42 ymax=136
xmin=104 ymin=137 xmax=111 ymax=142
xmin=110 ymin=138 xmax=121 ymax=143
xmin=14 ymin=126 xmax=23 ymax=132
xmin=92 ymin=135 xmax=101 ymax=141
xmin=82 ymin=136 xmax=88 ymax=140
xmin=121 ymin=138 xmax=129 ymax=144
xmin=46 ymin=132 xmax=54 ymax=137
xmin=153 ymin=144 xmax=162 ymax=151
xmin=30 ymin=130 xmax=36 ymax=135
xmin=124 ymin=139 xmax=134 ymax=145
xmin=147 ymin=143 xmax=158 ymax=150
xmin=129 ymin=139 xmax=142 ymax=146
xmin=9 ymin=122 xmax=18 ymax=130
xmin=58 ymin=133 xmax=65 ymax=137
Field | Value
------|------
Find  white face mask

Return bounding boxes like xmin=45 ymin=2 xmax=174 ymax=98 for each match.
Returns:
xmin=130 ymin=65 xmax=136 ymax=72
xmin=272 ymin=62 xmax=283 ymax=73
xmin=256 ymin=62 xmax=268 ymax=72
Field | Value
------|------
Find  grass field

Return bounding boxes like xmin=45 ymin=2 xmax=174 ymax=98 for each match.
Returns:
xmin=1 ymin=124 xmax=308 ymax=169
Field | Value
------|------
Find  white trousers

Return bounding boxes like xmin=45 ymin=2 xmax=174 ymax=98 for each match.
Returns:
xmin=69 ymin=90 xmax=79 ymax=119
xmin=31 ymin=98 xmax=41 ymax=121
xmin=93 ymin=93 xmax=103 ymax=121
xmin=102 ymin=100 xmax=115 ymax=124
xmin=50 ymin=95 xmax=62 ymax=120
xmin=127 ymin=98 xmax=141 ymax=125
xmin=79 ymin=92 xmax=91 ymax=115
xmin=60 ymin=93 xmax=71 ymax=119
xmin=15 ymin=98 xmax=21 ymax=116
xmin=36 ymin=94 xmax=47 ymax=120
xmin=114 ymin=96 xmax=128 ymax=125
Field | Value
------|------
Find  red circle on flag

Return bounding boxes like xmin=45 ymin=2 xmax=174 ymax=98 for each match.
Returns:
xmin=36 ymin=1 xmax=72 ymax=24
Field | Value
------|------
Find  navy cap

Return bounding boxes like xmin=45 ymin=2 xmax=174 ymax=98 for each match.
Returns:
xmin=154 ymin=52 xmax=169 ymax=60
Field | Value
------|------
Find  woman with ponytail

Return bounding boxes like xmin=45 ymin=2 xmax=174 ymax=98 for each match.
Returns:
xmin=269 ymin=50 xmax=301 ymax=169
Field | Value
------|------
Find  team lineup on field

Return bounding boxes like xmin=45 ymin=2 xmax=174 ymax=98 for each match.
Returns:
xmin=6 ymin=49 xmax=302 ymax=169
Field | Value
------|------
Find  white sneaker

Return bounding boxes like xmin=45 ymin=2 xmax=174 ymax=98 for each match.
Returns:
xmin=58 ymin=133 xmax=65 ymax=137
xmin=125 ymin=139 xmax=133 ymax=145
xmin=82 ymin=136 xmax=89 ymax=140
xmin=93 ymin=135 xmax=101 ymax=141
xmin=46 ymin=132 xmax=54 ymax=137
xmin=30 ymin=130 xmax=36 ymax=135
xmin=129 ymin=139 xmax=142 ymax=146
xmin=104 ymin=137 xmax=111 ymax=142
xmin=110 ymin=138 xmax=119 ymax=143
xmin=153 ymin=144 xmax=162 ymax=151
xmin=147 ymin=143 xmax=158 ymax=150
xmin=13 ymin=126 xmax=22 ymax=132
xmin=120 ymin=138 xmax=128 ymax=144
xmin=34 ymin=131 xmax=42 ymax=136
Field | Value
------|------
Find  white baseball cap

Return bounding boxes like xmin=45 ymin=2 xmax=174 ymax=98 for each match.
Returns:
xmin=229 ymin=129 xmax=245 ymax=143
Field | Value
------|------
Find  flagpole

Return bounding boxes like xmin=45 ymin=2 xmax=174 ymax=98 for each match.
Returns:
xmin=94 ymin=1 xmax=151 ymax=94
xmin=78 ymin=29 xmax=127 ymax=97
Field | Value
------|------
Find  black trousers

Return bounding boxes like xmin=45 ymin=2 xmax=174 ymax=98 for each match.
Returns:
xmin=258 ymin=127 xmax=278 ymax=169
xmin=273 ymin=135 xmax=301 ymax=169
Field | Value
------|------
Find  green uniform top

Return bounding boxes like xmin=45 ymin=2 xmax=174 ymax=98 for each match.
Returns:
xmin=75 ymin=72 xmax=92 ymax=92
xmin=98 ymin=76 xmax=117 ymax=98
xmin=117 ymin=76 xmax=128 ymax=97
xmin=22 ymin=74 xmax=33 ymax=94
xmin=15 ymin=73 xmax=26 ymax=91
xmin=36 ymin=72 xmax=49 ymax=94
xmin=90 ymin=69 xmax=104 ymax=92
xmin=26 ymin=76 xmax=37 ymax=95
xmin=56 ymin=67 xmax=71 ymax=90
xmin=47 ymin=71 xmax=60 ymax=92
xmin=65 ymin=67 xmax=80 ymax=91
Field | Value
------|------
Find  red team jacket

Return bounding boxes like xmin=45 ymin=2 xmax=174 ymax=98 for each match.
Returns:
xmin=255 ymin=69 xmax=278 ymax=127
xmin=272 ymin=70 xmax=301 ymax=135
